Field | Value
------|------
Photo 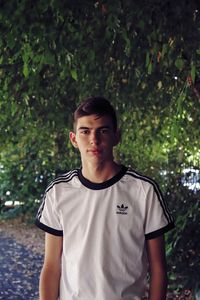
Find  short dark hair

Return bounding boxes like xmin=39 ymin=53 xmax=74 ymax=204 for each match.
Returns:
xmin=73 ymin=96 xmax=117 ymax=131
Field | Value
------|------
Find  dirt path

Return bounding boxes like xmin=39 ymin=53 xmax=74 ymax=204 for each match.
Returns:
xmin=0 ymin=219 xmax=45 ymax=254
xmin=0 ymin=219 xmax=44 ymax=300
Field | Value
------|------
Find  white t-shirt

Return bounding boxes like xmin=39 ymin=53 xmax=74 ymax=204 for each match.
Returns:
xmin=35 ymin=166 xmax=174 ymax=300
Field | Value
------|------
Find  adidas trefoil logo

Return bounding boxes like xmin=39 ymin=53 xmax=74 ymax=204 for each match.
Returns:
xmin=116 ymin=204 xmax=128 ymax=215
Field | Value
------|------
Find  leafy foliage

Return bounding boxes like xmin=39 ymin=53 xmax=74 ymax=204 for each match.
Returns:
xmin=0 ymin=0 xmax=200 ymax=293
xmin=165 ymin=174 xmax=200 ymax=294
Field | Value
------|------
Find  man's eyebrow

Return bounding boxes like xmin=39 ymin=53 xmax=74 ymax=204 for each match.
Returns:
xmin=77 ymin=126 xmax=90 ymax=131
xmin=97 ymin=126 xmax=111 ymax=130
xmin=77 ymin=125 xmax=111 ymax=131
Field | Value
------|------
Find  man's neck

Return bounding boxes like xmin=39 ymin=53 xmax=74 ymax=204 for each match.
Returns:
xmin=81 ymin=161 xmax=121 ymax=183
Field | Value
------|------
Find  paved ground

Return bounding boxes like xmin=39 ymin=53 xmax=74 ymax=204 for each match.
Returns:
xmin=0 ymin=231 xmax=44 ymax=300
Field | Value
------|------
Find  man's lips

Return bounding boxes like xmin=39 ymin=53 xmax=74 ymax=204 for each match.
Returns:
xmin=87 ymin=149 xmax=101 ymax=154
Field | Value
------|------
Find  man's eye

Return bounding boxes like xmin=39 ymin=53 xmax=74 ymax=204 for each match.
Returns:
xmin=81 ymin=130 xmax=89 ymax=134
xmin=100 ymin=129 xmax=109 ymax=134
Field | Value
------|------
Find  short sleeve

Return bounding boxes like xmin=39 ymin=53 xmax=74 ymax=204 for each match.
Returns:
xmin=144 ymin=182 xmax=174 ymax=240
xmin=35 ymin=188 xmax=63 ymax=236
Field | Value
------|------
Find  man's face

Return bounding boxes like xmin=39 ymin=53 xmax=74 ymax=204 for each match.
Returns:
xmin=70 ymin=114 xmax=120 ymax=165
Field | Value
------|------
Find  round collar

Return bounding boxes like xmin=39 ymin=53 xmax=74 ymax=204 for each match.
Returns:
xmin=78 ymin=165 xmax=127 ymax=190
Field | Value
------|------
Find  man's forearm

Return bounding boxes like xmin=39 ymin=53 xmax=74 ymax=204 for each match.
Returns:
xmin=39 ymin=265 xmax=61 ymax=300
xmin=148 ymin=271 xmax=168 ymax=300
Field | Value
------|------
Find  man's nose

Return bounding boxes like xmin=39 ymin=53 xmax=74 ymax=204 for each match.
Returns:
xmin=90 ymin=131 xmax=100 ymax=144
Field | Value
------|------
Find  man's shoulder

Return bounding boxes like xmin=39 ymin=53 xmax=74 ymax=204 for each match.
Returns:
xmin=125 ymin=167 xmax=159 ymax=188
xmin=45 ymin=169 xmax=79 ymax=193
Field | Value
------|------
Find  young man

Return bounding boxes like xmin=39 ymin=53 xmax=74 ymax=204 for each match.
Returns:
xmin=35 ymin=96 xmax=174 ymax=300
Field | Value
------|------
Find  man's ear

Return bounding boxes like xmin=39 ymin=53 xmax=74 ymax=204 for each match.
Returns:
xmin=114 ymin=128 xmax=121 ymax=146
xmin=69 ymin=132 xmax=78 ymax=148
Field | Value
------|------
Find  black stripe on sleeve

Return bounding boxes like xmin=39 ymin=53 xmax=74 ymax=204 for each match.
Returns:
xmin=145 ymin=223 xmax=175 ymax=240
xmin=46 ymin=169 xmax=79 ymax=193
xmin=35 ymin=219 xmax=63 ymax=236
xmin=36 ymin=170 xmax=79 ymax=221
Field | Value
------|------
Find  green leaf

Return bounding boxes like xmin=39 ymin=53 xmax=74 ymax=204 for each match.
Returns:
xmin=22 ymin=43 xmax=33 ymax=63
xmin=23 ymin=63 xmax=29 ymax=78
xmin=146 ymin=52 xmax=150 ymax=67
xmin=43 ymin=52 xmax=55 ymax=65
xmin=147 ymin=61 xmax=153 ymax=75
xmin=60 ymin=70 xmax=66 ymax=80
xmin=71 ymin=69 xmax=78 ymax=81
xmin=7 ymin=33 xmax=15 ymax=49
xmin=196 ymin=49 xmax=200 ymax=55
xmin=175 ymin=58 xmax=184 ymax=70
xmin=161 ymin=43 xmax=168 ymax=57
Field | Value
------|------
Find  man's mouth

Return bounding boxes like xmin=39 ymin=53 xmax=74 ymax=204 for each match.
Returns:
xmin=88 ymin=149 xmax=101 ymax=155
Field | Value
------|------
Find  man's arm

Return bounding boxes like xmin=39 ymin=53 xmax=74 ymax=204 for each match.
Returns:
xmin=39 ymin=233 xmax=63 ymax=300
xmin=146 ymin=235 xmax=168 ymax=300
